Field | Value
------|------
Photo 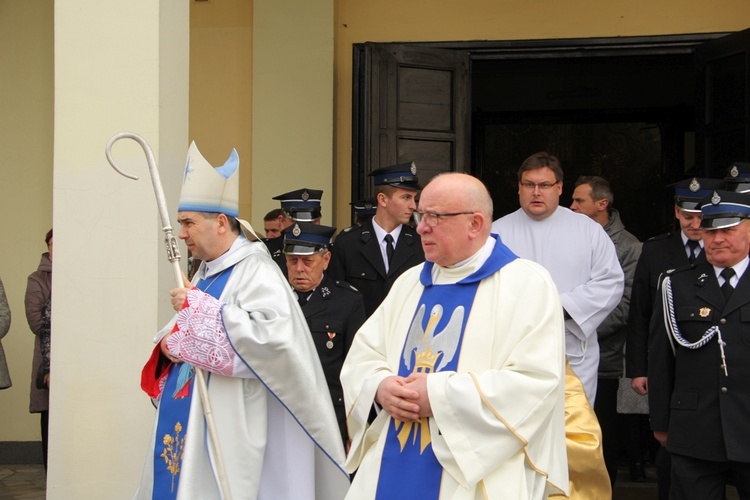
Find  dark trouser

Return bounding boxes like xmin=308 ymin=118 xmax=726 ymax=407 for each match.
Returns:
xmin=670 ymin=453 xmax=750 ymax=499
xmin=594 ymin=378 xmax=620 ymax=487
xmin=40 ymin=410 xmax=48 ymax=472
xmin=657 ymin=445 xmax=672 ymax=500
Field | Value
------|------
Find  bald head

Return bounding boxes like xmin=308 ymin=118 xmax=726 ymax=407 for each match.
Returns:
xmin=416 ymin=173 xmax=493 ymax=266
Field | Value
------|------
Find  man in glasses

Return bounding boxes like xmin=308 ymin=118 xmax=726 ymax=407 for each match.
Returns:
xmin=329 ymin=163 xmax=424 ymax=317
xmin=492 ymin=152 xmax=624 ymax=405
xmin=341 ymin=172 xmax=568 ymax=498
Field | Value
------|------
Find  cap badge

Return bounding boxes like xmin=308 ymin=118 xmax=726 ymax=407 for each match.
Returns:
xmin=301 ymin=190 xmax=310 ymax=202
xmin=292 ymin=223 xmax=301 ymax=237
xmin=689 ymin=178 xmax=700 ymax=192
xmin=731 ymin=165 xmax=739 ymax=178
xmin=410 ymin=163 xmax=417 ymax=175
xmin=711 ymin=191 xmax=721 ymax=205
xmin=365 ymin=201 xmax=373 ymax=209
xmin=699 ymin=307 xmax=711 ymax=318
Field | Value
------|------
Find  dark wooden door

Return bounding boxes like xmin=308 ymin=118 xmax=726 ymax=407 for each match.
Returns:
xmin=695 ymin=28 xmax=750 ymax=177
xmin=353 ymin=43 xmax=471 ymax=199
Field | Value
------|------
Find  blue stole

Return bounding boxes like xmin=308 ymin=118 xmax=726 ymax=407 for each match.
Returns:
xmin=375 ymin=236 xmax=516 ymax=500
xmin=152 ymin=266 xmax=234 ymax=499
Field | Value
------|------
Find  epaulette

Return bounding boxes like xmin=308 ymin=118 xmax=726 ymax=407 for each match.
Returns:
xmin=657 ymin=263 xmax=696 ymax=290
xmin=334 ymin=280 xmax=360 ymax=293
xmin=644 ymin=232 xmax=672 ymax=244
xmin=663 ymin=263 xmax=695 ymax=276
xmin=333 ymin=224 xmax=364 ymax=241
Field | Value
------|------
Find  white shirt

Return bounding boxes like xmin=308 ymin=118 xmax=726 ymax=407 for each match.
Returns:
xmin=713 ymin=256 xmax=750 ymax=287
xmin=372 ymin=218 xmax=403 ymax=273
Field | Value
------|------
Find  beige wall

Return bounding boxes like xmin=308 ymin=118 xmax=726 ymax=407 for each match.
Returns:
xmin=190 ymin=1 xmax=254 ymax=220
xmin=189 ymin=0 xmax=335 ymax=230
xmin=331 ymin=0 xmax=750 ymax=225
xmin=0 ymin=0 xmax=54 ymax=442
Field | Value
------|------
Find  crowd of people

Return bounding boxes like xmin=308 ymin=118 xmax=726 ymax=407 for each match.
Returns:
xmin=19 ymin=138 xmax=750 ymax=499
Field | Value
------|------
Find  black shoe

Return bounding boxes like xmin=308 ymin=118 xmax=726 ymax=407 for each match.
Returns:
xmin=629 ymin=462 xmax=647 ymax=482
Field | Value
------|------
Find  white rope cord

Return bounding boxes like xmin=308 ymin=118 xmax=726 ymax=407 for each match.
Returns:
xmin=662 ymin=276 xmax=729 ymax=376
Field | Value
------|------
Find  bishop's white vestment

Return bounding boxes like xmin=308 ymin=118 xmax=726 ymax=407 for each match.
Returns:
xmin=341 ymin=236 xmax=568 ymax=499
xmin=492 ymin=207 xmax=624 ymax=403
xmin=136 ymin=236 xmax=350 ymax=499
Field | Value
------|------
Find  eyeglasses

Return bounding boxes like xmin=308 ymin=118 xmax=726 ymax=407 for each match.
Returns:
xmin=520 ymin=181 xmax=559 ymax=191
xmin=413 ymin=210 xmax=474 ymax=227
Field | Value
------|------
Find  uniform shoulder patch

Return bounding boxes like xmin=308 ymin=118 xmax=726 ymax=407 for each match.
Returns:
xmin=664 ymin=263 xmax=695 ymax=276
xmin=334 ymin=280 xmax=360 ymax=293
xmin=645 ymin=232 xmax=672 ymax=244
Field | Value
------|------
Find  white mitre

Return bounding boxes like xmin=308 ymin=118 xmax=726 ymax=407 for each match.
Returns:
xmin=178 ymin=141 xmax=239 ymax=217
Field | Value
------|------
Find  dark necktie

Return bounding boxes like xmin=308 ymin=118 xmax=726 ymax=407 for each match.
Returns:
xmin=721 ymin=268 xmax=736 ymax=301
xmin=384 ymin=234 xmax=395 ymax=265
xmin=687 ymin=240 xmax=701 ymax=263
xmin=297 ymin=290 xmax=312 ymax=308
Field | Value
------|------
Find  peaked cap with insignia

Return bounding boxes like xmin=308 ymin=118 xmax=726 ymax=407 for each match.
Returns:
xmin=282 ymin=222 xmax=336 ymax=255
xmin=699 ymin=189 xmax=750 ymax=229
xmin=673 ymin=177 xmax=725 ymax=212
xmin=273 ymin=188 xmax=323 ymax=222
xmin=369 ymin=162 xmax=421 ymax=190
xmin=724 ymin=162 xmax=750 ymax=194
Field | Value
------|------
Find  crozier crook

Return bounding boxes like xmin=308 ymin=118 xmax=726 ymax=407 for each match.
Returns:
xmin=105 ymin=132 xmax=233 ymax=500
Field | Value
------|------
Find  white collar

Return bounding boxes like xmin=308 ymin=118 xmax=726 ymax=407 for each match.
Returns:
xmin=372 ymin=218 xmax=403 ymax=244
xmin=199 ymin=235 xmax=243 ymax=279
xmin=713 ymin=255 xmax=750 ymax=284
xmin=681 ymin=231 xmax=704 ymax=249
xmin=431 ymin=237 xmax=495 ymax=285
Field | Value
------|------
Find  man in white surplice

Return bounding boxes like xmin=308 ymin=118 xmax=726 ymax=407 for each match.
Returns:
xmin=492 ymin=152 xmax=624 ymax=404
xmin=341 ymin=173 xmax=568 ymax=499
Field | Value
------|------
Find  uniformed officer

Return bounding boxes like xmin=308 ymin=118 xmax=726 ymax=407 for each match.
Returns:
xmin=649 ymin=189 xmax=750 ymax=499
xmin=283 ymin=222 xmax=365 ymax=446
xmin=328 ymin=162 xmax=425 ymax=317
xmin=625 ymin=176 xmax=724 ymax=498
xmin=264 ymin=188 xmax=324 ymax=277
xmin=627 ymin=177 xmax=725 ymax=390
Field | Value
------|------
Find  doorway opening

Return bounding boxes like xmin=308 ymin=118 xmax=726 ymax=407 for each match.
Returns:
xmin=353 ymin=31 xmax=749 ymax=239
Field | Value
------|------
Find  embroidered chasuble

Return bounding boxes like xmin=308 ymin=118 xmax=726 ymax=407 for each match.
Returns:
xmin=376 ymin=240 xmax=516 ymax=499
xmin=152 ymin=267 xmax=233 ymax=499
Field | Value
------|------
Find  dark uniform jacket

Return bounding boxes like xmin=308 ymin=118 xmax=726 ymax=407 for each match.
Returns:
xmin=329 ymin=219 xmax=424 ymax=317
xmin=626 ymin=232 xmax=705 ymax=378
xmin=648 ymin=261 xmax=750 ymax=462
xmin=263 ymin=235 xmax=287 ymax=278
xmin=299 ymin=273 xmax=366 ymax=444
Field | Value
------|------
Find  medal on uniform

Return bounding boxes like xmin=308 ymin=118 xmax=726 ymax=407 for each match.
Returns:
xmin=699 ymin=307 xmax=711 ymax=318
xmin=326 ymin=332 xmax=335 ymax=349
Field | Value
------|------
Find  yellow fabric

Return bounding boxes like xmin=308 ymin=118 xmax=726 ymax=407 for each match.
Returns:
xmin=564 ymin=362 xmax=612 ymax=499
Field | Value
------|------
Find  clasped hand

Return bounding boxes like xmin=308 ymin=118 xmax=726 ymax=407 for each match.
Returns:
xmin=376 ymin=373 xmax=432 ymax=422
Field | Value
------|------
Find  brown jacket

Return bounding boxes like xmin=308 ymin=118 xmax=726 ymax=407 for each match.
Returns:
xmin=25 ymin=253 xmax=51 ymax=413
xmin=0 ymin=277 xmax=11 ymax=389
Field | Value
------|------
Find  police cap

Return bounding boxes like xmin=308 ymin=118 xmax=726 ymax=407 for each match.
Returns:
xmin=699 ymin=190 xmax=750 ymax=230
xmin=724 ymin=162 xmax=750 ymax=194
xmin=369 ymin=162 xmax=421 ymax=190
xmin=272 ymin=188 xmax=323 ymax=222
xmin=674 ymin=177 xmax=724 ymax=212
xmin=282 ymin=222 xmax=336 ymax=255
